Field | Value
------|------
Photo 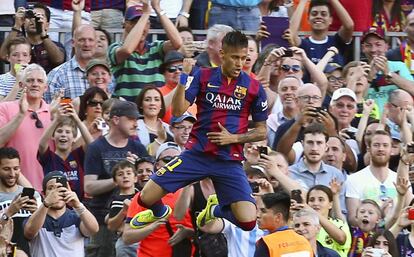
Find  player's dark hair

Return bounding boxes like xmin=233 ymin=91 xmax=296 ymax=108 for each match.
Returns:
xmin=0 ymin=147 xmax=20 ymax=164
xmin=308 ymin=0 xmax=332 ymax=16
xmin=111 ymin=160 xmax=137 ymax=179
xmin=303 ymin=122 xmax=329 ymax=142
xmin=222 ymin=30 xmax=248 ymax=50
xmin=33 ymin=3 xmax=51 ymax=22
xmin=261 ymin=192 xmax=291 ymax=222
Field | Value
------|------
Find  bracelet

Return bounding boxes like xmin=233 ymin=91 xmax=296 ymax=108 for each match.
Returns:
xmin=11 ymin=27 xmax=21 ymax=33
xmin=179 ymin=11 xmax=190 ymax=18
xmin=74 ymin=203 xmax=86 ymax=217
xmin=179 ymin=73 xmax=189 ymax=86
xmin=159 ymin=10 xmax=167 ymax=16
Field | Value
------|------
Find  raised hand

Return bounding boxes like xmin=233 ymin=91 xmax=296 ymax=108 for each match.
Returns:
xmin=182 ymin=58 xmax=195 ymax=74
xmin=72 ymin=0 xmax=85 ymax=12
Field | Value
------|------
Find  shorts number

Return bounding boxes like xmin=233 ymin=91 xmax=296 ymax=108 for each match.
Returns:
xmin=156 ymin=157 xmax=182 ymax=176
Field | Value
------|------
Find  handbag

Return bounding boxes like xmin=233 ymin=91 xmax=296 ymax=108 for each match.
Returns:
xmin=165 ymin=221 xmax=192 ymax=257
xmin=197 ymin=232 xmax=228 ymax=257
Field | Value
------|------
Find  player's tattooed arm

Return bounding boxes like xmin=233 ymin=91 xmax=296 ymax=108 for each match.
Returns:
xmin=207 ymin=121 xmax=266 ymax=145
xmin=236 ymin=121 xmax=267 ymax=144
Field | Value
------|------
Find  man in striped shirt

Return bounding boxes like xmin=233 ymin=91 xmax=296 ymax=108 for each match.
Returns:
xmin=108 ymin=1 xmax=182 ymax=102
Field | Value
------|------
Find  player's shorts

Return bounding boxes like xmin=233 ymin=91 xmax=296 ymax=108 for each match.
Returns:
xmin=150 ymin=150 xmax=254 ymax=206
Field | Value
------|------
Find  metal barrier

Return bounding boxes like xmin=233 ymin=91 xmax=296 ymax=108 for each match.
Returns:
xmin=0 ymin=27 xmax=408 ymax=63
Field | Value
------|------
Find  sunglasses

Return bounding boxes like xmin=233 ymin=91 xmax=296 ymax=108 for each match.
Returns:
xmin=167 ymin=65 xmax=183 ymax=73
xmin=281 ymin=64 xmax=301 ymax=73
xmin=158 ymin=155 xmax=178 ymax=163
xmin=87 ymin=100 xmax=104 ymax=107
xmin=31 ymin=112 xmax=43 ymax=128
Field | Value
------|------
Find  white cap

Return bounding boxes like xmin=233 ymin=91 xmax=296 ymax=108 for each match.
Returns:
xmin=330 ymin=88 xmax=357 ymax=105
xmin=155 ymin=142 xmax=182 ymax=160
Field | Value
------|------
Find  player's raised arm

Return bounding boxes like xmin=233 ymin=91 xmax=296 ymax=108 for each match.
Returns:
xmin=172 ymin=58 xmax=194 ymax=116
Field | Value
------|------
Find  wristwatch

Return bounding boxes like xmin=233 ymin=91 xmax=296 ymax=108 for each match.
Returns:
xmin=179 ymin=11 xmax=190 ymax=19
xmin=1 ymin=212 xmax=9 ymax=222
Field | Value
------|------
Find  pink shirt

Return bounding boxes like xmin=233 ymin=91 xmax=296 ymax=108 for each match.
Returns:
xmin=0 ymin=100 xmax=51 ymax=191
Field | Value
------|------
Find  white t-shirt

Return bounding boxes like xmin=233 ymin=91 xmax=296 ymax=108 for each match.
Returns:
xmin=345 ymin=165 xmax=398 ymax=205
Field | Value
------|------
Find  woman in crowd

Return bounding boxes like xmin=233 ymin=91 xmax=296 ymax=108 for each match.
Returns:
xmin=135 ymin=85 xmax=173 ymax=148
xmin=363 ymin=230 xmax=399 ymax=257
xmin=78 ymin=87 xmax=109 ymax=140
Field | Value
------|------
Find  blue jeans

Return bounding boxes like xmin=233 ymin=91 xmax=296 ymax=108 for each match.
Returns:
xmin=208 ymin=3 xmax=260 ymax=32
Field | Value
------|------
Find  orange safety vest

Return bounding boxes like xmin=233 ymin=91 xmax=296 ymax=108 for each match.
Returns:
xmin=262 ymin=229 xmax=314 ymax=257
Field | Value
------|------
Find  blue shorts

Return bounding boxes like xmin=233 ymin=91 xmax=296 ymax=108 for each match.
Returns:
xmin=150 ymin=150 xmax=254 ymax=206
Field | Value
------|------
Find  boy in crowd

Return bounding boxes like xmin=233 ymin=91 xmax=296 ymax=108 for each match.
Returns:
xmin=107 ymin=160 xmax=139 ymax=257
xmin=38 ymin=103 xmax=93 ymax=200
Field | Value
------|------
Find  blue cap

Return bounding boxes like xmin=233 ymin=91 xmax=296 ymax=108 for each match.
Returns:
xmin=125 ymin=5 xmax=144 ymax=21
xmin=170 ymin=112 xmax=196 ymax=124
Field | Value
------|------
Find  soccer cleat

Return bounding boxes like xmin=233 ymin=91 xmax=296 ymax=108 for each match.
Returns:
xmin=130 ymin=205 xmax=172 ymax=229
xmin=197 ymin=194 xmax=219 ymax=228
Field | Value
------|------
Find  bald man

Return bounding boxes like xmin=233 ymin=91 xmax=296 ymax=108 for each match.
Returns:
xmin=46 ymin=24 xmax=97 ymax=102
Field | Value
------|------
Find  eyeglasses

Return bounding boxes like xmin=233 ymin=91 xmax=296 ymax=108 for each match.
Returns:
xmin=87 ymin=100 xmax=104 ymax=107
xmin=328 ymin=76 xmax=344 ymax=83
xmin=389 ymin=102 xmax=402 ymax=110
xmin=281 ymin=64 xmax=301 ymax=73
xmin=30 ymin=112 xmax=43 ymax=128
xmin=379 ymin=184 xmax=388 ymax=200
xmin=173 ymin=125 xmax=193 ymax=132
xmin=334 ymin=102 xmax=356 ymax=110
xmin=167 ymin=65 xmax=183 ymax=73
xmin=158 ymin=155 xmax=178 ymax=163
xmin=297 ymin=95 xmax=322 ymax=102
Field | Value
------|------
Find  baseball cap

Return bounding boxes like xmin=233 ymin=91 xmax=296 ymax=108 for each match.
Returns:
xmin=42 ymin=171 xmax=67 ymax=192
xmin=361 ymin=27 xmax=386 ymax=43
xmin=110 ymin=101 xmax=140 ymax=119
xmin=155 ymin=142 xmax=182 ymax=160
xmin=170 ymin=112 xmax=196 ymax=124
xmin=135 ymin=156 xmax=156 ymax=167
xmin=330 ymin=88 xmax=357 ymax=105
xmin=324 ymin=63 xmax=342 ymax=74
xmin=125 ymin=5 xmax=144 ymax=21
xmin=159 ymin=51 xmax=184 ymax=73
xmin=86 ymin=59 xmax=110 ymax=74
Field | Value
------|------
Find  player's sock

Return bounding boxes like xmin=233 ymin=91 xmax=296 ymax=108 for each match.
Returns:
xmin=137 ymin=193 xmax=168 ymax=218
xmin=213 ymin=204 xmax=256 ymax=231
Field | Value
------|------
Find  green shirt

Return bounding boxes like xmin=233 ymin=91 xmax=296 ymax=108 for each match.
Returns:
xmin=317 ymin=217 xmax=351 ymax=257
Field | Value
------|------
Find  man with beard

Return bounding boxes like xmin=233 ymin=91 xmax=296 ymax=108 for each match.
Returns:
xmin=0 ymin=147 xmax=40 ymax=256
xmin=345 ymin=130 xmax=413 ymax=226
xmin=288 ymin=123 xmax=346 ymax=211
xmin=84 ymin=100 xmax=148 ymax=257
xmin=24 ymin=171 xmax=98 ymax=257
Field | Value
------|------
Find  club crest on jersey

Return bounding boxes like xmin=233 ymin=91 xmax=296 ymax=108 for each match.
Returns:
xmin=234 ymin=86 xmax=247 ymax=100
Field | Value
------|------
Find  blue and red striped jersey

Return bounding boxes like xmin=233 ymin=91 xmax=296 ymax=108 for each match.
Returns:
xmin=90 ymin=0 xmax=124 ymax=11
xmin=184 ymin=67 xmax=268 ymax=161
xmin=36 ymin=0 xmax=91 ymax=11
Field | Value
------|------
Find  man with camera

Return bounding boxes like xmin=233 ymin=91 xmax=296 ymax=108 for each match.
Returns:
xmin=0 ymin=3 xmax=65 ymax=73
xmin=23 ymin=171 xmax=98 ymax=257
xmin=0 ymin=147 xmax=40 ymax=256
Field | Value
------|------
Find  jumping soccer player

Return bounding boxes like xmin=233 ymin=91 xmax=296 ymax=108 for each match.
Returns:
xmin=130 ymin=30 xmax=268 ymax=231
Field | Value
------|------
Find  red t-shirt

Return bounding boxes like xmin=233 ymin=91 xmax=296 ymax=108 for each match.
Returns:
xmin=126 ymin=190 xmax=194 ymax=257
xmin=330 ymin=0 xmax=372 ymax=32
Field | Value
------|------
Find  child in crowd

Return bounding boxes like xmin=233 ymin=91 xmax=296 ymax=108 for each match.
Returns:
xmin=38 ymin=103 xmax=93 ymax=201
xmin=107 ymin=160 xmax=140 ymax=257
xmin=348 ymin=199 xmax=383 ymax=257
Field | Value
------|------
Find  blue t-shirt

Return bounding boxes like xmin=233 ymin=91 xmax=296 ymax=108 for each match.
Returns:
xmin=184 ymin=67 xmax=268 ymax=161
xmin=84 ymin=136 xmax=148 ymax=224
xmin=300 ymin=33 xmax=350 ymax=65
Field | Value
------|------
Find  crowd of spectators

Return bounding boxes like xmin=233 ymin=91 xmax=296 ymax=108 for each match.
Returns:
xmin=2 ymin=0 xmax=414 ymax=257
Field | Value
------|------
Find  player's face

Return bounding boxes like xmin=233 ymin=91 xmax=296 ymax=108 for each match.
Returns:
xmin=293 ymin=215 xmax=319 ymax=241
xmin=0 ymin=158 xmax=20 ymax=188
xmin=368 ymin=134 xmax=391 ymax=167
xmin=220 ymin=46 xmax=248 ymax=79
xmin=303 ymin=133 xmax=327 ymax=164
